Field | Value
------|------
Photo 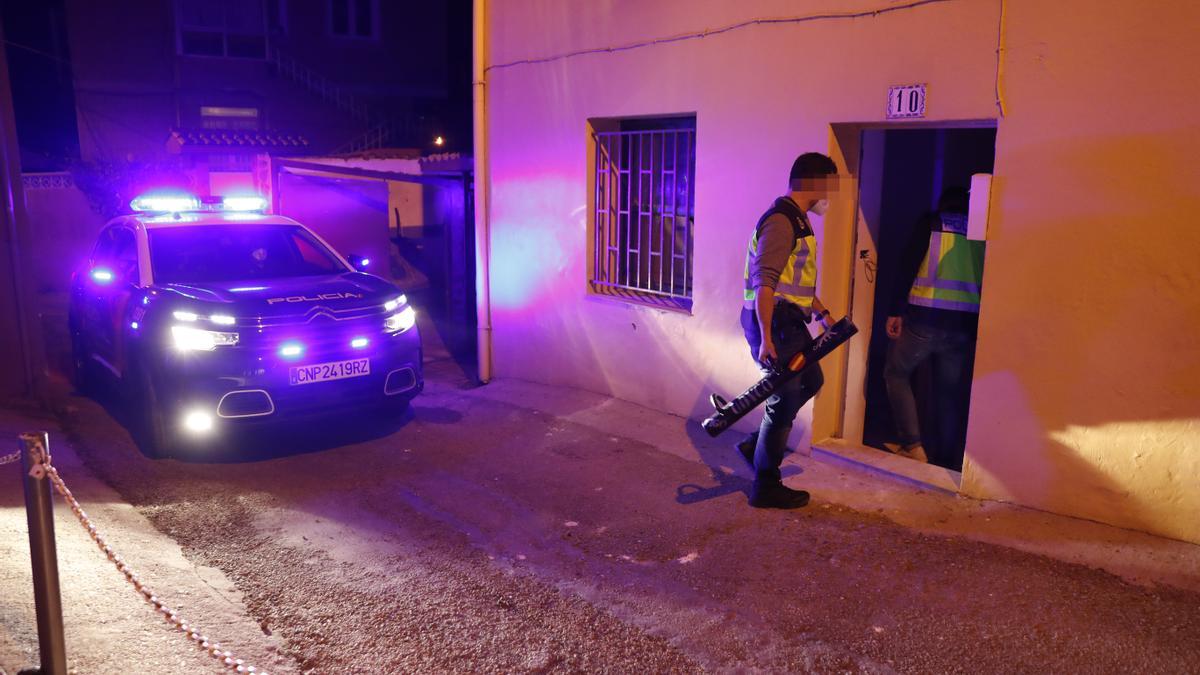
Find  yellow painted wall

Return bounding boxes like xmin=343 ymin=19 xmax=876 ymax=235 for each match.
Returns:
xmin=959 ymin=1 xmax=1200 ymax=543
xmin=482 ymin=0 xmax=1200 ymax=543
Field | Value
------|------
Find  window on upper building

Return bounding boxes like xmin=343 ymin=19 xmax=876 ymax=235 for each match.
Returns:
xmin=330 ymin=0 xmax=378 ymax=39
xmin=178 ymin=0 xmax=267 ymax=59
xmin=589 ymin=115 xmax=697 ymax=312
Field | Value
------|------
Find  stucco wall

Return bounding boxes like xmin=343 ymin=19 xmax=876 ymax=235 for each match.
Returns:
xmin=958 ymin=1 xmax=1200 ymax=543
xmin=482 ymin=0 xmax=1200 ymax=543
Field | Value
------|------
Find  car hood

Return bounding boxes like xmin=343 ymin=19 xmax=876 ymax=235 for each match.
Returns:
xmin=158 ymin=273 xmax=401 ymax=319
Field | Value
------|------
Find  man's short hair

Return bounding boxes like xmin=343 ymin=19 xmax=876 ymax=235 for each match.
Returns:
xmin=938 ymin=186 xmax=970 ymax=214
xmin=789 ymin=152 xmax=838 ymax=188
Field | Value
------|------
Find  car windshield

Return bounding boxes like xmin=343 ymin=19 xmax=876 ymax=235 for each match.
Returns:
xmin=149 ymin=224 xmax=347 ymax=283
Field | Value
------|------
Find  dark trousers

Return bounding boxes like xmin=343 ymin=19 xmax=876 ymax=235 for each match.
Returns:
xmin=740 ymin=303 xmax=824 ymax=485
xmin=884 ymin=316 xmax=975 ymax=469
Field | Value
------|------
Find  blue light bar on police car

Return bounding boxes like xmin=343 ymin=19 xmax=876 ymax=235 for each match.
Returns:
xmin=130 ymin=194 xmax=201 ymax=213
xmin=222 ymin=196 xmax=268 ymax=212
xmin=130 ymin=192 xmax=269 ymax=214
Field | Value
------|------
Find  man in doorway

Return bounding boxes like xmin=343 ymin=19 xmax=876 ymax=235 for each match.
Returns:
xmin=736 ymin=152 xmax=839 ymax=509
xmin=884 ymin=186 xmax=985 ymax=469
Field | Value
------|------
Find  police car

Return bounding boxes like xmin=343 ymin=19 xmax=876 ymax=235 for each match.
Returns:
xmin=68 ymin=193 xmax=423 ymax=457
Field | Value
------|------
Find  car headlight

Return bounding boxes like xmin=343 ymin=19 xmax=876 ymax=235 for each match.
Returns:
xmin=383 ymin=294 xmax=407 ymax=312
xmin=171 ymin=325 xmax=239 ymax=351
xmin=384 ymin=306 xmax=417 ymax=333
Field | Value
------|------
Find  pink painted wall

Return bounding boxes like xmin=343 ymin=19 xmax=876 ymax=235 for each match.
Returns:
xmin=21 ymin=175 xmax=108 ymax=377
xmin=482 ymin=0 xmax=1200 ymax=543
xmin=483 ymin=0 xmax=1000 ymax=433
xmin=22 ymin=176 xmax=105 ymax=295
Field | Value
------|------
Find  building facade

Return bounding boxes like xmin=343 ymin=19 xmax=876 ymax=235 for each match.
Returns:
xmin=476 ymin=0 xmax=1200 ymax=543
xmin=64 ymin=0 xmax=454 ymax=165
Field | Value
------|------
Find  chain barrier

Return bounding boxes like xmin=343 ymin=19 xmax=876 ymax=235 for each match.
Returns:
xmin=0 ymin=450 xmax=20 ymax=466
xmin=20 ymin=436 xmax=267 ymax=674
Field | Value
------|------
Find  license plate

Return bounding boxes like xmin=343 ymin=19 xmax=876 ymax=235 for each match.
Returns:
xmin=289 ymin=358 xmax=370 ymax=386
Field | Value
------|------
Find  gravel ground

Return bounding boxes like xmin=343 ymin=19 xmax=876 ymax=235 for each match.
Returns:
xmin=23 ymin=353 xmax=1200 ymax=674
xmin=0 ymin=405 xmax=289 ymax=675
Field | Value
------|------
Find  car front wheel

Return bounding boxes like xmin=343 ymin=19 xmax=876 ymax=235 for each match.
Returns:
xmin=136 ymin=366 xmax=180 ymax=459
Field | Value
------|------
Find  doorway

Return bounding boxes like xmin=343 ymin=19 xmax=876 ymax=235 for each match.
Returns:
xmin=841 ymin=125 xmax=996 ymax=471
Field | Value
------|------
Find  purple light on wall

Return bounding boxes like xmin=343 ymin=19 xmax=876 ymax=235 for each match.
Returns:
xmin=488 ymin=190 xmax=573 ymax=309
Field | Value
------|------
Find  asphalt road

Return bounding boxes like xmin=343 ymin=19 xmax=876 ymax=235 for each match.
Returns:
xmin=54 ymin=359 xmax=1200 ymax=674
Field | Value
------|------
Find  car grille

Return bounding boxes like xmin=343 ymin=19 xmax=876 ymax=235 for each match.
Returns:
xmin=238 ymin=316 xmax=386 ymax=357
xmin=241 ymin=303 xmax=389 ymax=328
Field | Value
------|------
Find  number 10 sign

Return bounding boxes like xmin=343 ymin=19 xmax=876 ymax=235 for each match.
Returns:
xmin=887 ymin=84 xmax=926 ymax=119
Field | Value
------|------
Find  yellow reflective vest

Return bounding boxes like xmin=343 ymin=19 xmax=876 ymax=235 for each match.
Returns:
xmin=744 ymin=198 xmax=817 ymax=309
xmin=908 ymin=213 xmax=985 ymax=313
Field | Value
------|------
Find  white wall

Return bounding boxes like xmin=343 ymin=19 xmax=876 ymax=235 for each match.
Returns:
xmin=484 ymin=0 xmax=1001 ymax=432
xmin=482 ymin=0 xmax=1200 ymax=543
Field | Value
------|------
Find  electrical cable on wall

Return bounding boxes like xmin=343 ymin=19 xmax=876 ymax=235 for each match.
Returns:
xmin=995 ymin=0 xmax=1009 ymax=117
xmin=488 ymin=0 xmax=958 ymax=72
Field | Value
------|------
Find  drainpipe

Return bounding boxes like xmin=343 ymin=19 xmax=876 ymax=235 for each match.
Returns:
xmin=472 ymin=0 xmax=493 ymax=383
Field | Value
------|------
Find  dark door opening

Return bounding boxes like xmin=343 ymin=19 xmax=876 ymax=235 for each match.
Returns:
xmin=391 ymin=173 xmax=478 ymax=381
xmin=275 ymin=165 xmax=478 ymax=383
xmin=858 ymin=127 xmax=996 ymax=470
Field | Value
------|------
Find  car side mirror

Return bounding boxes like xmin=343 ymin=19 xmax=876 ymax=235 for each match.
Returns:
xmin=347 ymin=254 xmax=372 ymax=272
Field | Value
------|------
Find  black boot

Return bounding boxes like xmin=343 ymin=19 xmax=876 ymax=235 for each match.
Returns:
xmin=749 ymin=481 xmax=811 ymax=509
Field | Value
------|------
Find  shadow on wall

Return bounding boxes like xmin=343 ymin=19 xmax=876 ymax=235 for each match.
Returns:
xmin=964 ymin=133 xmax=1200 ymax=543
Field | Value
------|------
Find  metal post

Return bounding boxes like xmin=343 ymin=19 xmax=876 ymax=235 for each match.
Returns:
xmin=20 ymin=431 xmax=67 ymax=675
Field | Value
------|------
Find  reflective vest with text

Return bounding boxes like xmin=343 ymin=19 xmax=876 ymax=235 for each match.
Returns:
xmin=908 ymin=213 xmax=985 ymax=313
xmin=744 ymin=198 xmax=817 ymax=310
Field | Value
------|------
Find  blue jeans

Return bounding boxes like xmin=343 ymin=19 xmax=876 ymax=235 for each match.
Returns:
xmin=884 ymin=317 xmax=974 ymax=467
xmin=741 ymin=303 xmax=824 ymax=485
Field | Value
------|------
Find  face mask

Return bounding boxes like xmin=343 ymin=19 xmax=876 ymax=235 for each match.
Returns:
xmin=811 ymin=199 xmax=829 ymax=215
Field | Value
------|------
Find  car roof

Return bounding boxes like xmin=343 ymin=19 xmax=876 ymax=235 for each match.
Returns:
xmin=109 ymin=212 xmax=306 ymax=231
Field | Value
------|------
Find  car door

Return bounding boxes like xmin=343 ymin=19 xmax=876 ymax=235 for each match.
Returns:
xmin=89 ymin=226 xmax=140 ymax=375
xmin=76 ymin=227 xmax=119 ymax=373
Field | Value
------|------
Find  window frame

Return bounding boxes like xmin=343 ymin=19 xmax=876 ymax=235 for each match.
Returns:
xmin=92 ymin=225 xmax=141 ymax=285
xmin=587 ymin=115 xmax=697 ymax=313
xmin=176 ymin=0 xmax=269 ymax=60
xmin=328 ymin=0 xmax=381 ymax=41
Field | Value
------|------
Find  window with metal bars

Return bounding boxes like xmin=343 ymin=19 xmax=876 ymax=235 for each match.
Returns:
xmin=591 ymin=117 xmax=696 ymax=312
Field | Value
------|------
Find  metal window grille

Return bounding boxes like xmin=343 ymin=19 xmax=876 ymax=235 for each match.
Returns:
xmin=593 ymin=126 xmax=696 ymax=310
